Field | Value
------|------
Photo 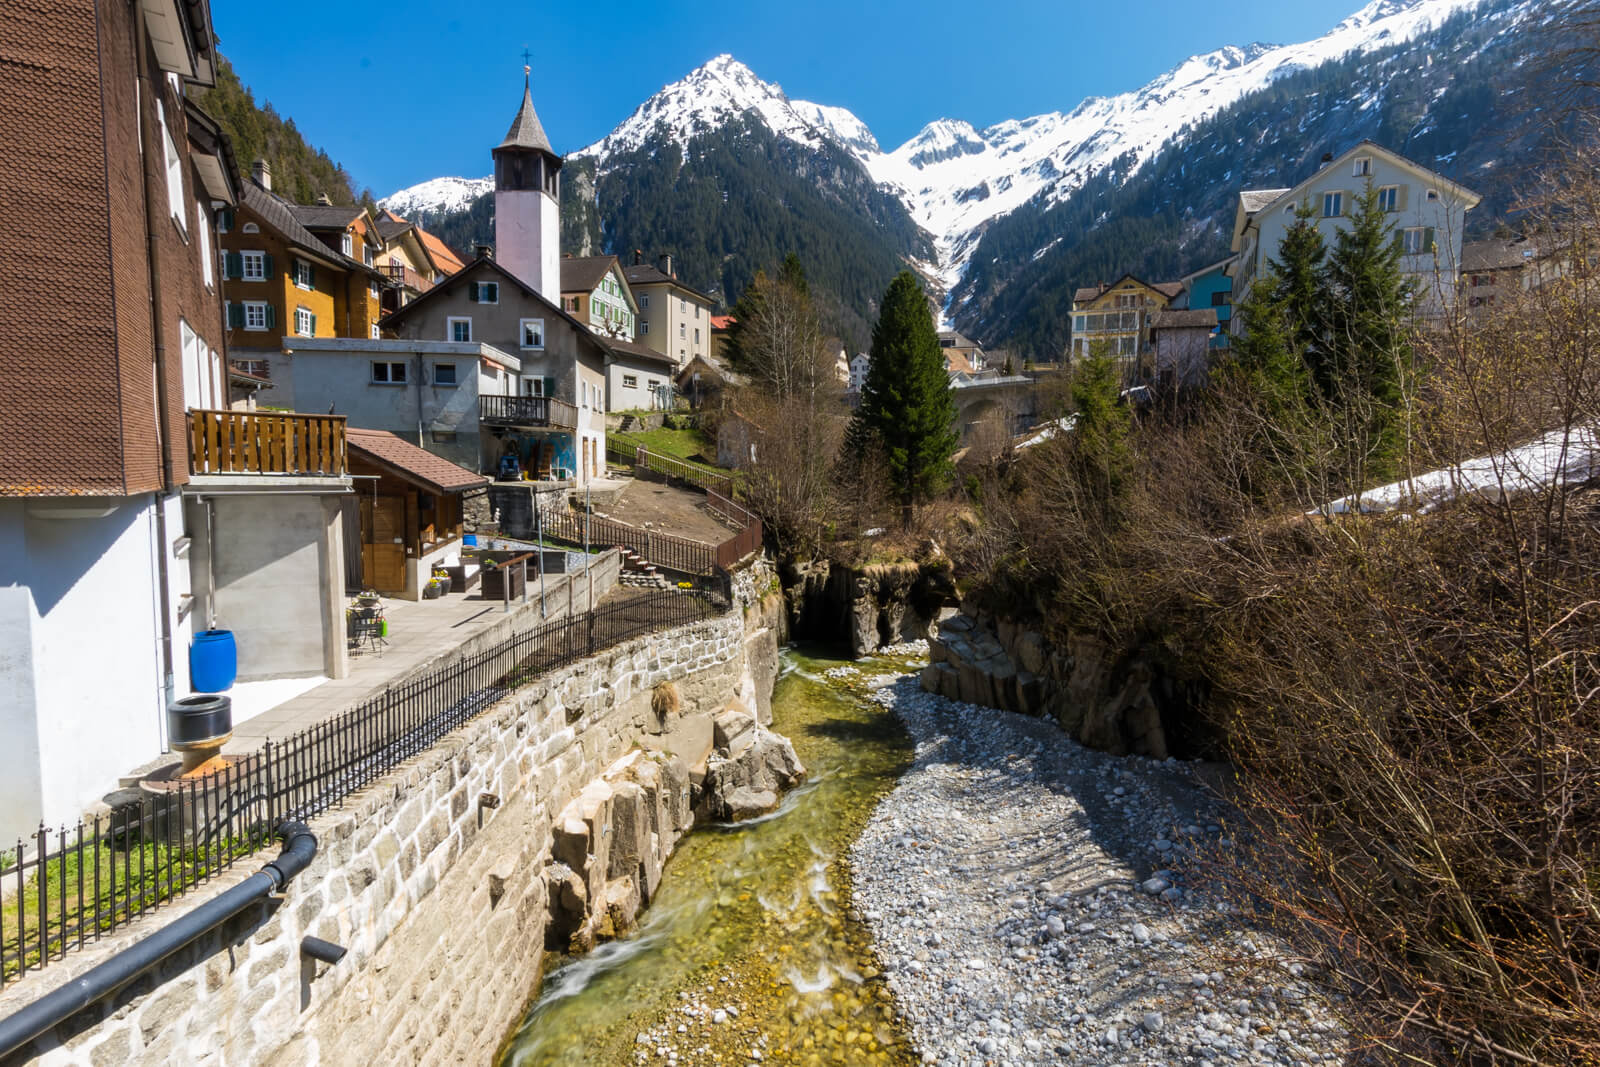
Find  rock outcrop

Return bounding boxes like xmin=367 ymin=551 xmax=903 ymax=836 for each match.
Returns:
xmin=785 ymin=558 xmax=955 ymax=657
xmin=921 ymin=604 xmax=1199 ymax=759
xmin=698 ymin=702 xmax=806 ymax=821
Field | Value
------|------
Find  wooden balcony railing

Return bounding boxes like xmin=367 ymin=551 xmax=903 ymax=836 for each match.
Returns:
xmin=189 ymin=409 xmax=347 ymax=476
xmin=478 ymin=395 xmax=579 ymax=430
xmin=381 ymin=262 xmax=434 ymax=294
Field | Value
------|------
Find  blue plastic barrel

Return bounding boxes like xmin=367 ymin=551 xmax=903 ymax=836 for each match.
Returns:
xmin=463 ymin=534 xmax=478 ymax=546
xmin=190 ymin=629 xmax=237 ymax=693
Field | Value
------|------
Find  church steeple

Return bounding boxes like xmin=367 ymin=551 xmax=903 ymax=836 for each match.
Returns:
xmin=493 ymin=64 xmax=562 ymax=302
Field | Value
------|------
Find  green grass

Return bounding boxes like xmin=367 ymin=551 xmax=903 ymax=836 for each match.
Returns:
xmin=612 ymin=427 xmax=724 ymax=472
xmin=2 ymin=831 xmax=258 ymax=979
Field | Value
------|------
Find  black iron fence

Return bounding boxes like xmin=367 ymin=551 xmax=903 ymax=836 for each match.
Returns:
xmin=0 ymin=589 xmax=722 ymax=986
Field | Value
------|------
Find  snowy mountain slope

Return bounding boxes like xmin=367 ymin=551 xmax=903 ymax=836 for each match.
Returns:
xmin=379 ymin=174 xmax=491 ymax=219
xmin=381 ymin=0 xmax=1504 ymax=289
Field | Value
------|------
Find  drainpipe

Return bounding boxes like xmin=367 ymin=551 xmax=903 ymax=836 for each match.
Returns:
xmin=133 ymin=7 xmax=178 ymax=725
xmin=0 ymin=822 xmax=318 ymax=1059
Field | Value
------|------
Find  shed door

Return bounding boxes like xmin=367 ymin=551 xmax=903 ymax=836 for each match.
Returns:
xmin=361 ymin=495 xmax=407 ymax=593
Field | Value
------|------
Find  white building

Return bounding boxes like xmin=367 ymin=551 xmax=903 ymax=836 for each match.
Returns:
xmin=1230 ymin=141 xmax=1481 ymax=314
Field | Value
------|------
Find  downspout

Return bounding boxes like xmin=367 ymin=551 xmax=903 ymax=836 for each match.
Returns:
xmin=134 ymin=5 xmax=178 ymax=720
xmin=0 ymin=823 xmax=318 ymax=1059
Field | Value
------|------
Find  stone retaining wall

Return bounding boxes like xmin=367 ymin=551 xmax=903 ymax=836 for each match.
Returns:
xmin=1 ymin=595 xmax=764 ymax=1067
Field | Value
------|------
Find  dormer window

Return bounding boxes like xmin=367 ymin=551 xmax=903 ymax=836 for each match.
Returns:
xmin=1353 ymin=157 xmax=1372 ymax=177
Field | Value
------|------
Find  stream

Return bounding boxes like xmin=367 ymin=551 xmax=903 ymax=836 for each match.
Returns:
xmin=495 ymin=646 xmax=923 ymax=1066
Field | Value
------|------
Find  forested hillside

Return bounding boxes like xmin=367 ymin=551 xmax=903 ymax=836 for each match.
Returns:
xmin=950 ymin=0 xmax=1580 ymax=357
xmin=196 ymin=58 xmax=365 ymax=205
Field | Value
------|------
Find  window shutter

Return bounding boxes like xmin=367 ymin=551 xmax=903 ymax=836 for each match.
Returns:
xmin=263 ymin=253 xmax=275 ymax=277
xmin=486 ymin=282 xmax=498 ymax=302
xmin=310 ymin=313 xmax=318 ymax=335
xmin=265 ymin=304 xmax=276 ymax=329
xmin=225 ymin=251 xmax=241 ymax=279
xmin=220 ymin=208 xmax=234 ymax=231
xmin=1397 ymin=185 xmax=1409 ymax=212
xmin=1392 ymin=232 xmax=1406 ymax=256
xmin=468 ymin=283 xmax=479 ymax=303
xmin=307 ymin=264 xmax=316 ymax=287
xmin=1423 ymin=227 xmax=1436 ymax=254
xmin=228 ymin=302 xmax=244 ymax=328
xmin=544 ymin=376 xmax=556 ymax=398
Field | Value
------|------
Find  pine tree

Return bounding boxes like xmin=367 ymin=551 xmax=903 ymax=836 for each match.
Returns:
xmin=1067 ymin=347 xmax=1134 ymax=523
xmin=1324 ymin=180 xmax=1414 ymax=483
xmin=848 ymin=272 xmax=959 ymax=523
xmin=1266 ymin=201 xmax=1330 ymax=397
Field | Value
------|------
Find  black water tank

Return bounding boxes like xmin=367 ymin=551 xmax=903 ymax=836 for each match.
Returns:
xmin=168 ymin=693 xmax=232 ymax=749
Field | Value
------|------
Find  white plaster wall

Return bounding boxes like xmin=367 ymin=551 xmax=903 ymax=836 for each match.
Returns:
xmin=0 ymin=497 xmax=170 ymax=841
xmin=496 ymin=188 xmax=560 ymax=305
xmin=607 ymin=361 xmax=669 ymax=412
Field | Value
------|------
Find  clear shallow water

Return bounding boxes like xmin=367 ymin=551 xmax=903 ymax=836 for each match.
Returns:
xmin=496 ymin=646 xmax=921 ymax=1066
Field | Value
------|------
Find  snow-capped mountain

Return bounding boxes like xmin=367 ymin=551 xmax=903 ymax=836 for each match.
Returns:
xmin=379 ymin=174 xmax=491 ymax=219
xmin=382 ymin=0 xmax=1509 ymax=295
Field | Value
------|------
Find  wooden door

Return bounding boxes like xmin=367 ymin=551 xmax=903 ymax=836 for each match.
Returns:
xmin=360 ymin=495 xmax=407 ymax=592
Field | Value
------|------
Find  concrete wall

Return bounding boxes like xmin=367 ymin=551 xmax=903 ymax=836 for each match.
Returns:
xmin=495 ymin=187 xmax=560 ymax=306
xmin=186 ymin=493 xmax=347 ymax=682
xmin=0 ymin=565 xmax=779 ymax=1066
xmin=0 ymin=493 xmax=193 ymax=843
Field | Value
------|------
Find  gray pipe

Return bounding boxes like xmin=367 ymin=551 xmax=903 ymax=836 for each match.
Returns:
xmin=0 ymin=822 xmax=317 ymax=1059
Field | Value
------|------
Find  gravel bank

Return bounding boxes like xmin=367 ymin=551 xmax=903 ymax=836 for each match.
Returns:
xmin=851 ymin=677 xmax=1346 ymax=1067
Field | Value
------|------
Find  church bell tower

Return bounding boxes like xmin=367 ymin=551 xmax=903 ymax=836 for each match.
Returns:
xmin=493 ymin=66 xmax=562 ymax=303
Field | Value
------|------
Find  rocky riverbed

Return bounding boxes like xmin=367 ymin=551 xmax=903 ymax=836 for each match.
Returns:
xmin=851 ymin=676 xmax=1346 ymax=1067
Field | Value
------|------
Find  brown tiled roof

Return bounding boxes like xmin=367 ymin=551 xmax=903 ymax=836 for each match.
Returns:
xmin=560 ymin=255 xmax=618 ymax=295
xmin=347 ymin=428 xmax=488 ymax=494
xmin=1073 ymin=285 xmax=1109 ymax=303
xmin=1461 ymin=237 xmax=1544 ymax=273
xmin=1151 ymin=309 xmax=1218 ymax=330
xmin=623 ymin=263 xmax=715 ymax=303
xmin=417 ymin=228 xmax=466 ymax=274
xmin=1152 ymin=281 xmax=1184 ymax=300
xmin=241 ymin=182 xmax=374 ymax=274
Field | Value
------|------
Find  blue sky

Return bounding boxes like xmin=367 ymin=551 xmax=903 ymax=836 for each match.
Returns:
xmin=213 ymin=0 xmax=1362 ymax=197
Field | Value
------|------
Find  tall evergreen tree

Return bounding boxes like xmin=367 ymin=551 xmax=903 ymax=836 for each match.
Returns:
xmin=1266 ymin=201 xmax=1330 ymax=396
xmin=1324 ymin=181 xmax=1414 ymax=483
xmin=848 ymin=272 xmax=958 ymax=523
xmin=1068 ymin=348 xmax=1135 ymax=524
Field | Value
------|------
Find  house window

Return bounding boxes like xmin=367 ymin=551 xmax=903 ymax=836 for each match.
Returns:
xmin=1284 ymin=204 xmax=1295 ymax=216
xmin=370 ymin=323 xmax=380 ymax=340
xmin=294 ymin=306 xmax=315 ymax=337
xmin=694 ymin=304 xmax=700 ymax=319
xmin=1426 ymin=189 xmax=1440 ymax=202
xmin=1377 ymin=186 xmax=1399 ymax=212
xmin=364 ymin=246 xmax=374 ymax=267
xmin=241 ymin=222 xmax=259 ymax=234
xmin=433 ymin=362 xmax=458 ymax=386
xmin=679 ymin=323 xmax=686 ymax=338
xmin=640 ymin=319 xmax=649 ymax=335
xmin=448 ymin=317 xmax=472 ymax=342
xmin=1210 ymin=291 xmax=1229 ymax=307
xmin=241 ymin=250 xmax=267 ymax=281
xmin=694 ymin=328 xmax=700 ymax=344
xmin=341 ymin=232 xmax=353 ymax=256
xmin=158 ymin=101 xmax=184 ymax=226
xmin=369 ymin=281 xmax=380 ymax=299
xmin=523 ymin=377 xmax=544 ymax=396
xmin=640 ymin=294 xmax=649 ymax=309
xmin=292 ymin=259 xmax=314 ymax=289
xmin=520 ymin=318 xmax=545 ymax=348
xmin=622 ymin=374 xmax=638 ymax=389
xmin=1323 ymin=192 xmax=1343 ymax=218
xmin=196 ymin=200 xmax=213 ymax=288
xmin=1353 ymin=156 xmax=1372 ymax=177
xmin=1402 ymin=227 xmax=1436 ymax=255
xmin=243 ymin=301 xmax=269 ymax=331
xmin=647 ymin=379 xmax=660 ymax=391
xmin=371 ymin=361 xmax=407 ymax=384
xmin=471 ymin=281 xmax=499 ymax=303
xmin=679 ymin=297 xmax=686 ymax=314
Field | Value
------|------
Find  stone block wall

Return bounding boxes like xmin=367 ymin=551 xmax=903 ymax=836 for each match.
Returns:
xmin=1 ymin=608 xmax=752 ymax=1067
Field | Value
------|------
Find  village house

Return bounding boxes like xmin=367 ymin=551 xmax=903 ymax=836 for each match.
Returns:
xmin=938 ymin=329 xmax=985 ymax=374
xmin=0 ymin=0 xmax=352 ymax=844
xmin=848 ymin=352 xmax=871 ymax=393
xmin=561 ymin=254 xmax=639 ymax=340
xmin=1458 ymin=233 xmax=1561 ymax=315
xmin=1229 ymin=140 xmax=1481 ymax=313
xmin=1149 ymin=308 xmax=1220 ymax=389
xmin=602 ymin=336 xmax=678 ymax=413
xmin=625 ymin=252 xmax=717 ymax=368
xmin=1069 ymin=275 xmax=1184 ymax=375
xmin=373 ymin=209 xmax=452 ymax=311
xmin=1176 ymin=255 xmax=1236 ymax=348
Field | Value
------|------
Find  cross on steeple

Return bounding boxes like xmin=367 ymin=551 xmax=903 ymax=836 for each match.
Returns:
xmin=521 ymin=48 xmax=532 ymax=86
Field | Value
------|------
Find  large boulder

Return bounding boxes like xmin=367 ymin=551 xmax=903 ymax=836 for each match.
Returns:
xmin=700 ymin=726 xmax=806 ymax=821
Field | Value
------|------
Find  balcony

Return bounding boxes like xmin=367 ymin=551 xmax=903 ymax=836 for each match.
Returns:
xmin=478 ymin=395 xmax=579 ymax=430
xmin=189 ymin=409 xmax=347 ymax=476
xmin=382 ymin=262 xmax=435 ymax=294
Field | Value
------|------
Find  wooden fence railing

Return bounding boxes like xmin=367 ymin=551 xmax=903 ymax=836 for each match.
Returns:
xmin=188 ymin=410 xmax=347 ymax=476
xmin=627 ymin=446 xmax=735 ymax=498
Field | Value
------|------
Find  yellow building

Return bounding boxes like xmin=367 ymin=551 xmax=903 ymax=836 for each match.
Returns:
xmin=1069 ymin=274 xmax=1183 ymax=379
xmin=218 ymin=160 xmax=387 ymax=354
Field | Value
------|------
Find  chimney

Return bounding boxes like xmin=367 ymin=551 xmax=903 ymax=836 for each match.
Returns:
xmin=1320 ymin=152 xmax=1334 ymax=164
xmin=657 ymin=253 xmax=673 ymax=278
xmin=251 ymin=158 xmax=272 ymax=191
xmin=474 ymin=243 xmax=493 ymax=261
xmin=632 ymin=249 xmax=643 ymax=266
xmin=315 ymin=193 xmax=333 ymax=206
